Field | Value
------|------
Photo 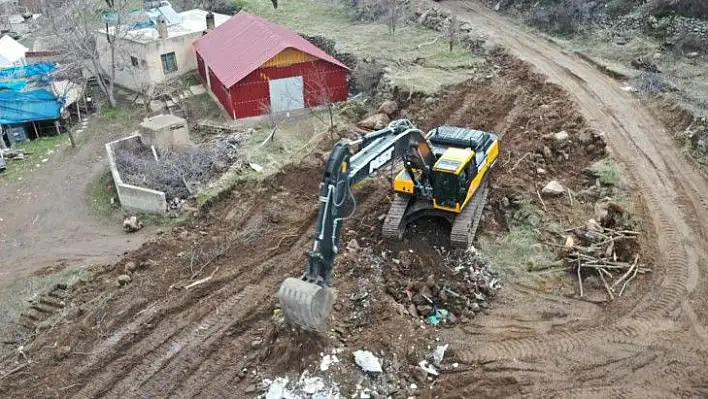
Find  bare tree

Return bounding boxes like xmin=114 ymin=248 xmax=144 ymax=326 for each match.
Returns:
xmin=42 ymin=0 xmax=137 ymax=107
xmin=308 ymin=70 xmax=340 ymax=135
xmin=448 ymin=15 xmax=458 ymax=52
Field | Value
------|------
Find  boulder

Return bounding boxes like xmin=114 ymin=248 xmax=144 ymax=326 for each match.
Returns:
xmin=117 ymin=274 xmax=132 ymax=286
xmin=357 ymin=113 xmax=390 ymax=130
xmin=542 ymin=180 xmax=565 ymax=196
xmin=123 ymin=216 xmax=143 ymax=233
xmin=552 ymin=130 xmax=569 ymax=147
xmin=377 ymin=100 xmax=398 ymax=116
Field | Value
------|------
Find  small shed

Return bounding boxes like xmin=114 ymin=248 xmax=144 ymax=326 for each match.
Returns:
xmin=194 ymin=11 xmax=350 ymax=119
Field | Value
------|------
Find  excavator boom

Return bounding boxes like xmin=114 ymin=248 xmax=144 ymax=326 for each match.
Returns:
xmin=277 ymin=119 xmax=498 ymax=330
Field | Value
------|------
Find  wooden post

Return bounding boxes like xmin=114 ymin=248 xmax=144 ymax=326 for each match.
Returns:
xmin=57 ymin=120 xmax=75 ymax=148
xmin=32 ymin=121 xmax=39 ymax=139
xmin=0 ymin=125 xmax=7 ymax=150
xmin=76 ymin=101 xmax=81 ymax=120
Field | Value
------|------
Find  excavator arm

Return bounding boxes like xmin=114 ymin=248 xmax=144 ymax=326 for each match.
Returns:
xmin=278 ymin=120 xmax=435 ymax=330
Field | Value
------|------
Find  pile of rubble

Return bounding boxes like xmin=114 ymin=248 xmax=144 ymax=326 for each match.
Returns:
xmin=385 ymin=247 xmax=500 ymax=325
xmin=561 ymin=198 xmax=649 ymax=298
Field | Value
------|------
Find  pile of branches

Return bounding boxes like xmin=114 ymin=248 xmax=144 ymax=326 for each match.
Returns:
xmin=562 ymin=201 xmax=650 ymax=299
xmin=114 ymin=137 xmax=241 ymax=200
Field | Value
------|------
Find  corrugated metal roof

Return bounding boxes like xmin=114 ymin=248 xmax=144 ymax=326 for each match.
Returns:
xmin=194 ymin=11 xmax=349 ymax=88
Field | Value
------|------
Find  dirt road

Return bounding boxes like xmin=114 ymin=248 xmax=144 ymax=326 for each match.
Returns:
xmin=434 ymin=0 xmax=708 ymax=395
xmin=0 ymin=114 xmax=152 ymax=337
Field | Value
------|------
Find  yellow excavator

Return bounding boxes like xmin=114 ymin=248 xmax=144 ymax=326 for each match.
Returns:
xmin=278 ymin=119 xmax=499 ymax=330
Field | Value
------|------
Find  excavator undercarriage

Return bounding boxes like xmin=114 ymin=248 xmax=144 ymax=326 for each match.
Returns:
xmin=278 ymin=119 xmax=499 ymax=330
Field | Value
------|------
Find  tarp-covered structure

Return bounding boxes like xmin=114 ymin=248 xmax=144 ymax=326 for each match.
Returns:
xmin=0 ymin=62 xmax=69 ymax=125
xmin=102 ymin=3 xmax=184 ymax=29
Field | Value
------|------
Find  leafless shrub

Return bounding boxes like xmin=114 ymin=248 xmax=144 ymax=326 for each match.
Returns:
xmin=114 ymin=140 xmax=239 ymax=200
xmin=676 ymin=32 xmax=708 ymax=54
xmin=525 ymin=0 xmax=596 ymax=35
xmin=647 ymin=0 xmax=708 ymax=19
xmin=633 ymin=72 xmax=678 ymax=96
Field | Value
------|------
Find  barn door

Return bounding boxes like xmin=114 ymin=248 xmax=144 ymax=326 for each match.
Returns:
xmin=268 ymin=76 xmax=304 ymax=113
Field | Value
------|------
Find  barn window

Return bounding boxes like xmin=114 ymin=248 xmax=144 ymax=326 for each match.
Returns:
xmin=160 ymin=52 xmax=178 ymax=74
xmin=130 ymin=56 xmax=139 ymax=67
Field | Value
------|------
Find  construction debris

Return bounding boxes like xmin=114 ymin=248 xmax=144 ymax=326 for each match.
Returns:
xmin=263 ymin=373 xmax=341 ymax=399
xmin=353 ymin=350 xmax=383 ymax=373
xmin=1 ymin=148 xmax=26 ymax=160
xmin=385 ymin=246 xmax=499 ymax=324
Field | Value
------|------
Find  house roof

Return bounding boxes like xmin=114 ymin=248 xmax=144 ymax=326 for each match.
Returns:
xmin=0 ymin=35 xmax=28 ymax=67
xmin=101 ymin=9 xmax=230 ymax=44
xmin=194 ymin=11 xmax=349 ymax=88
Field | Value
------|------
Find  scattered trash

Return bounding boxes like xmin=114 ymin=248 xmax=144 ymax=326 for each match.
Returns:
xmin=418 ymin=360 xmax=439 ymax=376
xmin=320 ymin=354 xmax=339 ymax=371
xmin=432 ymin=344 xmax=448 ymax=366
xmin=249 ymin=162 xmax=264 ymax=172
xmin=353 ymin=350 xmax=383 ymax=373
xmin=263 ymin=372 xmax=340 ymax=399
xmin=265 ymin=377 xmax=289 ymax=399
xmin=426 ymin=308 xmax=448 ymax=326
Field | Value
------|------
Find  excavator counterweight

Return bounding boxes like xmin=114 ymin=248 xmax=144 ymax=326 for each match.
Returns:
xmin=278 ymin=119 xmax=498 ymax=330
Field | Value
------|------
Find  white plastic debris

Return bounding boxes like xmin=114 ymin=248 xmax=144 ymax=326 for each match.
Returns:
xmin=300 ymin=376 xmax=325 ymax=395
xmin=266 ymin=377 xmax=292 ymax=399
xmin=432 ymin=344 xmax=448 ymax=366
xmin=418 ymin=360 xmax=439 ymax=376
xmin=249 ymin=162 xmax=264 ymax=172
xmin=353 ymin=350 xmax=383 ymax=373
xmin=320 ymin=354 xmax=339 ymax=371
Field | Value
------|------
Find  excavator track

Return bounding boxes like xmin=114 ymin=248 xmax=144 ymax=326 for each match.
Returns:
xmin=450 ymin=181 xmax=489 ymax=249
xmin=382 ymin=194 xmax=412 ymax=240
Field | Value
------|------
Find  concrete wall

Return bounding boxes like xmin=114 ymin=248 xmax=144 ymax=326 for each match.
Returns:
xmin=96 ymin=32 xmax=202 ymax=92
xmin=139 ymin=114 xmax=192 ymax=152
xmin=105 ymin=134 xmax=167 ymax=214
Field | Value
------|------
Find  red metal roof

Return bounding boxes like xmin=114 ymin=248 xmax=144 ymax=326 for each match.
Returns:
xmin=194 ymin=11 xmax=349 ymax=88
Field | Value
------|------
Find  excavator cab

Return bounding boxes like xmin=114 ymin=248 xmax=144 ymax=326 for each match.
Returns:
xmin=278 ymin=120 xmax=499 ymax=331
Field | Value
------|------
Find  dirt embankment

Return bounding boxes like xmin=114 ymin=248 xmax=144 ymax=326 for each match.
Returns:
xmin=0 ymin=53 xmax=664 ymax=398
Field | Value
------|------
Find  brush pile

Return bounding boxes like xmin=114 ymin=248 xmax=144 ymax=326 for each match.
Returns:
xmin=562 ymin=199 xmax=650 ymax=298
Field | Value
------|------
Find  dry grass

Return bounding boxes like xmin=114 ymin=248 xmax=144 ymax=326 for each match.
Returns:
xmin=240 ymin=0 xmax=481 ymax=94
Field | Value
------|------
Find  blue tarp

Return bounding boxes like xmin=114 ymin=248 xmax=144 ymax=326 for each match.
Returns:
xmin=0 ymin=89 xmax=63 ymax=124
xmin=0 ymin=63 xmax=58 ymax=80
xmin=102 ymin=4 xmax=182 ymax=29
xmin=0 ymin=80 xmax=27 ymax=91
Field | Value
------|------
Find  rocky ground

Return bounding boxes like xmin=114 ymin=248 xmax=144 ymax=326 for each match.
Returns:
xmin=0 ymin=52 xmax=661 ymax=398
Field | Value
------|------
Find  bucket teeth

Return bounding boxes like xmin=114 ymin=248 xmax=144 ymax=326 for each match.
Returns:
xmin=278 ymin=277 xmax=335 ymax=331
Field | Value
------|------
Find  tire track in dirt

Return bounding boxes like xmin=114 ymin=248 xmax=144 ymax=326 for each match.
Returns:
xmin=65 ymin=194 xmax=320 ymax=398
xmin=72 ymin=280 xmax=257 ymax=398
xmin=439 ymin=1 xmax=708 ymax=364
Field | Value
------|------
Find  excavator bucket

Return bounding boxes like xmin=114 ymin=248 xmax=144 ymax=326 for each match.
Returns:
xmin=277 ymin=277 xmax=335 ymax=330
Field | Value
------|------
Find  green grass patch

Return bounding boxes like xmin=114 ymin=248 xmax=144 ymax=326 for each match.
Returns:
xmin=88 ymin=170 xmax=121 ymax=218
xmin=590 ymin=158 xmax=622 ymax=187
xmin=99 ymin=102 xmax=139 ymax=121
xmin=242 ymin=111 xmax=333 ymax=177
xmin=1 ymin=135 xmax=68 ymax=181
xmin=479 ymin=226 xmax=558 ymax=282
